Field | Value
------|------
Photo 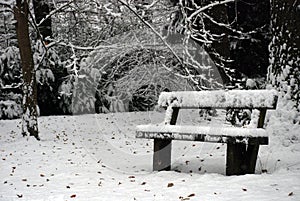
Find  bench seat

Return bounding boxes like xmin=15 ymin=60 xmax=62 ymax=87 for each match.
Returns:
xmin=136 ymin=124 xmax=268 ymax=145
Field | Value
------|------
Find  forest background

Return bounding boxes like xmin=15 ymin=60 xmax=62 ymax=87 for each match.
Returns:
xmin=0 ymin=0 xmax=299 ymax=139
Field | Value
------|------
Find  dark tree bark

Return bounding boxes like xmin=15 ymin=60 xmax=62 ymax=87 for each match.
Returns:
xmin=14 ymin=0 xmax=39 ymax=140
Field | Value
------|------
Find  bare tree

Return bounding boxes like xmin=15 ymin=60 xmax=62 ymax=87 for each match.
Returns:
xmin=14 ymin=0 xmax=39 ymax=140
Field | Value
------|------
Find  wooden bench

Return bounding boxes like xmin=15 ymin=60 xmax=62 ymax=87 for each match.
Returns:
xmin=136 ymin=90 xmax=278 ymax=175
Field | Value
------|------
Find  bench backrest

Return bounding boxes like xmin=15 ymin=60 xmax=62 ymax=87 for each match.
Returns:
xmin=158 ymin=89 xmax=278 ymax=109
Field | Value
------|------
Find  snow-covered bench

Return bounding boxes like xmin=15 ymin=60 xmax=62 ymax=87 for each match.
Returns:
xmin=136 ymin=90 xmax=278 ymax=175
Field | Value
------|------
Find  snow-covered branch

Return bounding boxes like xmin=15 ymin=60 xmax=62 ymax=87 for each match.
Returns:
xmin=37 ymin=0 xmax=74 ymax=27
xmin=116 ymin=0 xmax=184 ymax=67
xmin=48 ymin=39 xmax=137 ymax=51
xmin=187 ymin=0 xmax=235 ymax=21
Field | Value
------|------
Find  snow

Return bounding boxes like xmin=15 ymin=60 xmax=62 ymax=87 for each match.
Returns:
xmin=158 ymin=90 xmax=278 ymax=109
xmin=137 ymin=124 xmax=267 ymax=138
xmin=136 ymin=124 xmax=267 ymax=139
xmin=0 ymin=110 xmax=300 ymax=200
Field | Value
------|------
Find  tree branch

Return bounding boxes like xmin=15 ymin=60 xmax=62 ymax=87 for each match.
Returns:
xmin=116 ymin=0 xmax=184 ymax=67
xmin=37 ymin=0 xmax=74 ymax=27
xmin=187 ymin=0 xmax=235 ymax=21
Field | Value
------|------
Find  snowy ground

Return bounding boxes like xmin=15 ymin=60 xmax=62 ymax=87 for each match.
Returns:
xmin=0 ymin=110 xmax=300 ymax=201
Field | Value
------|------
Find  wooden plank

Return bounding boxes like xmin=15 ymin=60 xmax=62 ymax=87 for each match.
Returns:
xmin=153 ymin=107 xmax=179 ymax=171
xmin=136 ymin=125 xmax=268 ymax=139
xmin=136 ymin=131 xmax=269 ymax=145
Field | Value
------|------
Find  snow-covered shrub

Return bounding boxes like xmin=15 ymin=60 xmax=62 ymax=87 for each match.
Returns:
xmin=267 ymin=91 xmax=300 ymax=147
xmin=31 ymin=40 xmax=70 ymax=116
xmin=0 ymin=100 xmax=22 ymax=119
xmin=58 ymin=57 xmax=101 ymax=114
xmin=0 ymin=46 xmax=21 ymax=88
xmin=0 ymin=46 xmax=23 ymax=119
xmin=92 ymin=46 xmax=193 ymax=113
xmin=86 ymin=29 xmax=224 ymax=113
xmin=0 ymin=92 xmax=22 ymax=119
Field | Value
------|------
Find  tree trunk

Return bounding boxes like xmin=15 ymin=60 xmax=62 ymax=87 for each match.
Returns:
xmin=268 ymin=0 xmax=300 ymax=114
xmin=14 ymin=0 xmax=39 ymax=140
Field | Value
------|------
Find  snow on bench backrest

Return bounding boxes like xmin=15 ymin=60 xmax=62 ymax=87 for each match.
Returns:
xmin=158 ymin=89 xmax=278 ymax=109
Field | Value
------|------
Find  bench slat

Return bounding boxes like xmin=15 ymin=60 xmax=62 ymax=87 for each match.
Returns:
xmin=136 ymin=125 xmax=268 ymax=145
xmin=158 ymin=89 xmax=278 ymax=109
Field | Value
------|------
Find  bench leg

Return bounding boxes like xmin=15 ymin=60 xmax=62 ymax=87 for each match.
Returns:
xmin=244 ymin=144 xmax=260 ymax=174
xmin=153 ymin=139 xmax=172 ymax=171
xmin=226 ymin=143 xmax=246 ymax=176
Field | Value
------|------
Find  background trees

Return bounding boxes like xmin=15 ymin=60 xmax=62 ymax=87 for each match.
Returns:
xmin=0 ymin=0 xmax=299 ymax=138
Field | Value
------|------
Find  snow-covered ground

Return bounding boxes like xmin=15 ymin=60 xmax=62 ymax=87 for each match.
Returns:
xmin=0 ymin=110 xmax=300 ymax=201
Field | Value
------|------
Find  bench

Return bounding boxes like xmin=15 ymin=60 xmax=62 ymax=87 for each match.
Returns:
xmin=136 ymin=89 xmax=278 ymax=175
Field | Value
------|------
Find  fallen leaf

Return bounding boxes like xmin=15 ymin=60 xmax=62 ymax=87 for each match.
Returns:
xmin=167 ymin=183 xmax=174 ymax=187
xmin=188 ymin=193 xmax=195 ymax=197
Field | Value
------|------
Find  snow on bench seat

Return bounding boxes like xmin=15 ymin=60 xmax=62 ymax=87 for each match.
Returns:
xmin=158 ymin=89 xmax=278 ymax=109
xmin=136 ymin=124 xmax=268 ymax=145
